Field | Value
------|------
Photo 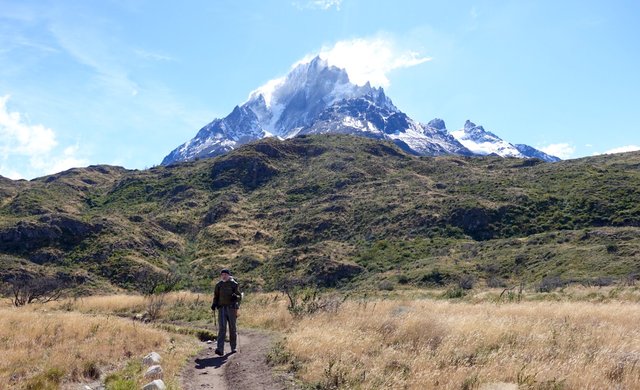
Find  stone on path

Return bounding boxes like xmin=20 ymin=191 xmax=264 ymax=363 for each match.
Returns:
xmin=144 ymin=365 xmax=164 ymax=380
xmin=143 ymin=352 xmax=162 ymax=366
xmin=142 ymin=379 xmax=166 ymax=390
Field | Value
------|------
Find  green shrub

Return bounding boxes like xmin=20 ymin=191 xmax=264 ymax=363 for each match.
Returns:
xmin=442 ymin=287 xmax=465 ymax=299
xmin=105 ymin=378 xmax=137 ymax=390
xmin=24 ymin=367 xmax=65 ymax=390
xmin=104 ymin=359 xmax=141 ymax=390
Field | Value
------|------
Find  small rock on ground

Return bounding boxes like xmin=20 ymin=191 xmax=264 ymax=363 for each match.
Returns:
xmin=142 ymin=379 xmax=166 ymax=390
xmin=144 ymin=365 xmax=163 ymax=380
xmin=143 ymin=352 xmax=162 ymax=366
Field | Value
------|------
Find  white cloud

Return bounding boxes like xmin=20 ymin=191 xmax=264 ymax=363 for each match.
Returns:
xmin=29 ymin=144 xmax=88 ymax=175
xmin=0 ymin=96 xmax=88 ymax=179
xmin=294 ymin=0 xmax=343 ymax=11
xmin=0 ymin=95 xmax=57 ymax=155
xmin=540 ymin=143 xmax=575 ymax=159
xmin=0 ymin=165 xmax=24 ymax=180
xmin=302 ymin=36 xmax=431 ymax=87
xmin=602 ymin=145 xmax=640 ymax=155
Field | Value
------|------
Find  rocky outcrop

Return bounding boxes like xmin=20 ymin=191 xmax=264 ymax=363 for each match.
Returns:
xmin=0 ymin=214 xmax=103 ymax=253
xmin=211 ymin=154 xmax=279 ymax=190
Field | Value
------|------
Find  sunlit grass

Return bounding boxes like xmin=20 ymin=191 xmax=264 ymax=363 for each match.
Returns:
xmin=0 ymin=306 xmax=198 ymax=389
xmin=280 ymin=299 xmax=640 ymax=389
xmin=3 ymin=287 xmax=639 ymax=389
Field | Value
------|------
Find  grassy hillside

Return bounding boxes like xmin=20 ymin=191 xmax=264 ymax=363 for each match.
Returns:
xmin=1 ymin=135 xmax=639 ymax=292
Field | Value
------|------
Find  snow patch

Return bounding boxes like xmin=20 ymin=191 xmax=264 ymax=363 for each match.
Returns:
xmin=451 ymin=129 xmax=524 ymax=158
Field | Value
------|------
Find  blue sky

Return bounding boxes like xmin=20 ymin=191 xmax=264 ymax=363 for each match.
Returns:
xmin=1 ymin=0 xmax=639 ymax=179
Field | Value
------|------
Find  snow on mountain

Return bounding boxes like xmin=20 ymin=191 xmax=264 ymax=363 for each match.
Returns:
xmin=514 ymin=144 xmax=561 ymax=162
xmin=451 ymin=120 xmax=524 ymax=158
xmin=450 ymin=120 xmax=559 ymax=162
xmin=162 ymin=56 xmax=379 ymax=164
xmin=245 ymin=56 xmax=375 ymax=138
xmin=420 ymin=119 xmax=475 ymax=157
xmin=162 ymin=58 xmax=559 ymax=165
xmin=298 ymin=91 xmax=471 ymax=156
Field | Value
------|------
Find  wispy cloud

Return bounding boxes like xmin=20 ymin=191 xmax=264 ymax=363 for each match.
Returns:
xmin=299 ymin=36 xmax=431 ymax=87
xmin=601 ymin=145 xmax=640 ymax=155
xmin=134 ymin=49 xmax=176 ymax=62
xmin=0 ymin=95 xmax=88 ymax=179
xmin=293 ymin=0 xmax=343 ymax=11
xmin=470 ymin=7 xmax=479 ymax=20
xmin=49 ymin=22 xmax=140 ymax=97
xmin=540 ymin=143 xmax=575 ymax=159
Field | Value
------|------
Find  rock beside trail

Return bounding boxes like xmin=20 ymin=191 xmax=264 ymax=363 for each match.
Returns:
xmin=144 ymin=365 xmax=164 ymax=380
xmin=142 ymin=379 xmax=166 ymax=390
xmin=83 ymin=385 xmax=105 ymax=390
xmin=142 ymin=352 xmax=162 ymax=366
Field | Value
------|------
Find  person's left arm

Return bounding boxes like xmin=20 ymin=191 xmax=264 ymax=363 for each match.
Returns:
xmin=233 ymin=282 xmax=242 ymax=306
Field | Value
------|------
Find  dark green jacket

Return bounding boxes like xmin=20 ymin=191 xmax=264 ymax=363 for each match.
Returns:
xmin=211 ymin=278 xmax=242 ymax=309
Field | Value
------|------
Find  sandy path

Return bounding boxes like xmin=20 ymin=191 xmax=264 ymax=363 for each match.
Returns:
xmin=181 ymin=329 xmax=287 ymax=390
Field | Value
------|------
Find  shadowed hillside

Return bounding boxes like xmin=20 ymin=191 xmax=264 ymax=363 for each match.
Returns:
xmin=1 ymin=135 xmax=639 ymax=291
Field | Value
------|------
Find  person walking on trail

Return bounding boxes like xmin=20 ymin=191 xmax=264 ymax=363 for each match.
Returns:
xmin=211 ymin=269 xmax=242 ymax=356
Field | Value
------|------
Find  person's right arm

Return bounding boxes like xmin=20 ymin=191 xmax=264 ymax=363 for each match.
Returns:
xmin=211 ymin=283 xmax=219 ymax=310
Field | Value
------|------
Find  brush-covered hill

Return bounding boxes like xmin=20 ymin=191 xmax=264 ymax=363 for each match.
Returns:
xmin=1 ymin=135 xmax=639 ymax=292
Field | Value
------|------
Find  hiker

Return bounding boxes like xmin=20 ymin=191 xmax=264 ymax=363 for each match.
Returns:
xmin=211 ymin=269 xmax=242 ymax=355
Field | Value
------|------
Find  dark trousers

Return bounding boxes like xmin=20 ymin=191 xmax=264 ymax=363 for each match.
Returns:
xmin=217 ymin=305 xmax=237 ymax=352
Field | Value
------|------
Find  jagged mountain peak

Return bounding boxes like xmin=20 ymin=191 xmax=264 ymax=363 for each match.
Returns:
xmin=462 ymin=120 xmax=501 ymax=139
xmin=451 ymin=120 xmax=558 ymax=161
xmin=247 ymin=55 xmax=370 ymax=108
xmin=464 ymin=119 xmax=479 ymax=129
xmin=452 ymin=120 xmax=524 ymax=158
xmin=162 ymin=62 xmax=560 ymax=165
xmin=427 ymin=118 xmax=447 ymax=130
xmin=243 ymin=55 xmax=377 ymax=137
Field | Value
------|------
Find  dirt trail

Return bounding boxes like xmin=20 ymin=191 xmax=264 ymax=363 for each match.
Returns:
xmin=181 ymin=329 xmax=288 ymax=390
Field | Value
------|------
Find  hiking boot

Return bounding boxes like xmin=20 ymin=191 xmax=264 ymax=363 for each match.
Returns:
xmin=214 ymin=349 xmax=223 ymax=356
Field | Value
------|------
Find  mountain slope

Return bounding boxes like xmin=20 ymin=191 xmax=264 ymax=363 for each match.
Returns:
xmin=450 ymin=120 xmax=523 ymax=157
xmin=2 ymin=136 xmax=640 ymax=291
xmin=451 ymin=120 xmax=559 ymax=162
xmin=162 ymin=57 xmax=553 ymax=164
xmin=514 ymin=144 xmax=561 ymax=162
xmin=298 ymin=93 xmax=473 ymax=156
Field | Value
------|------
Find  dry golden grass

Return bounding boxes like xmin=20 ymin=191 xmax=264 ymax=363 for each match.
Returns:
xmin=237 ymin=292 xmax=293 ymax=331
xmin=465 ymin=285 xmax=640 ymax=304
xmin=56 ymin=294 xmax=147 ymax=313
xmin=4 ymin=288 xmax=639 ymax=389
xmin=0 ymin=307 xmax=198 ymax=389
xmin=281 ymin=299 xmax=640 ymax=389
xmin=50 ymin=291 xmax=204 ymax=315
